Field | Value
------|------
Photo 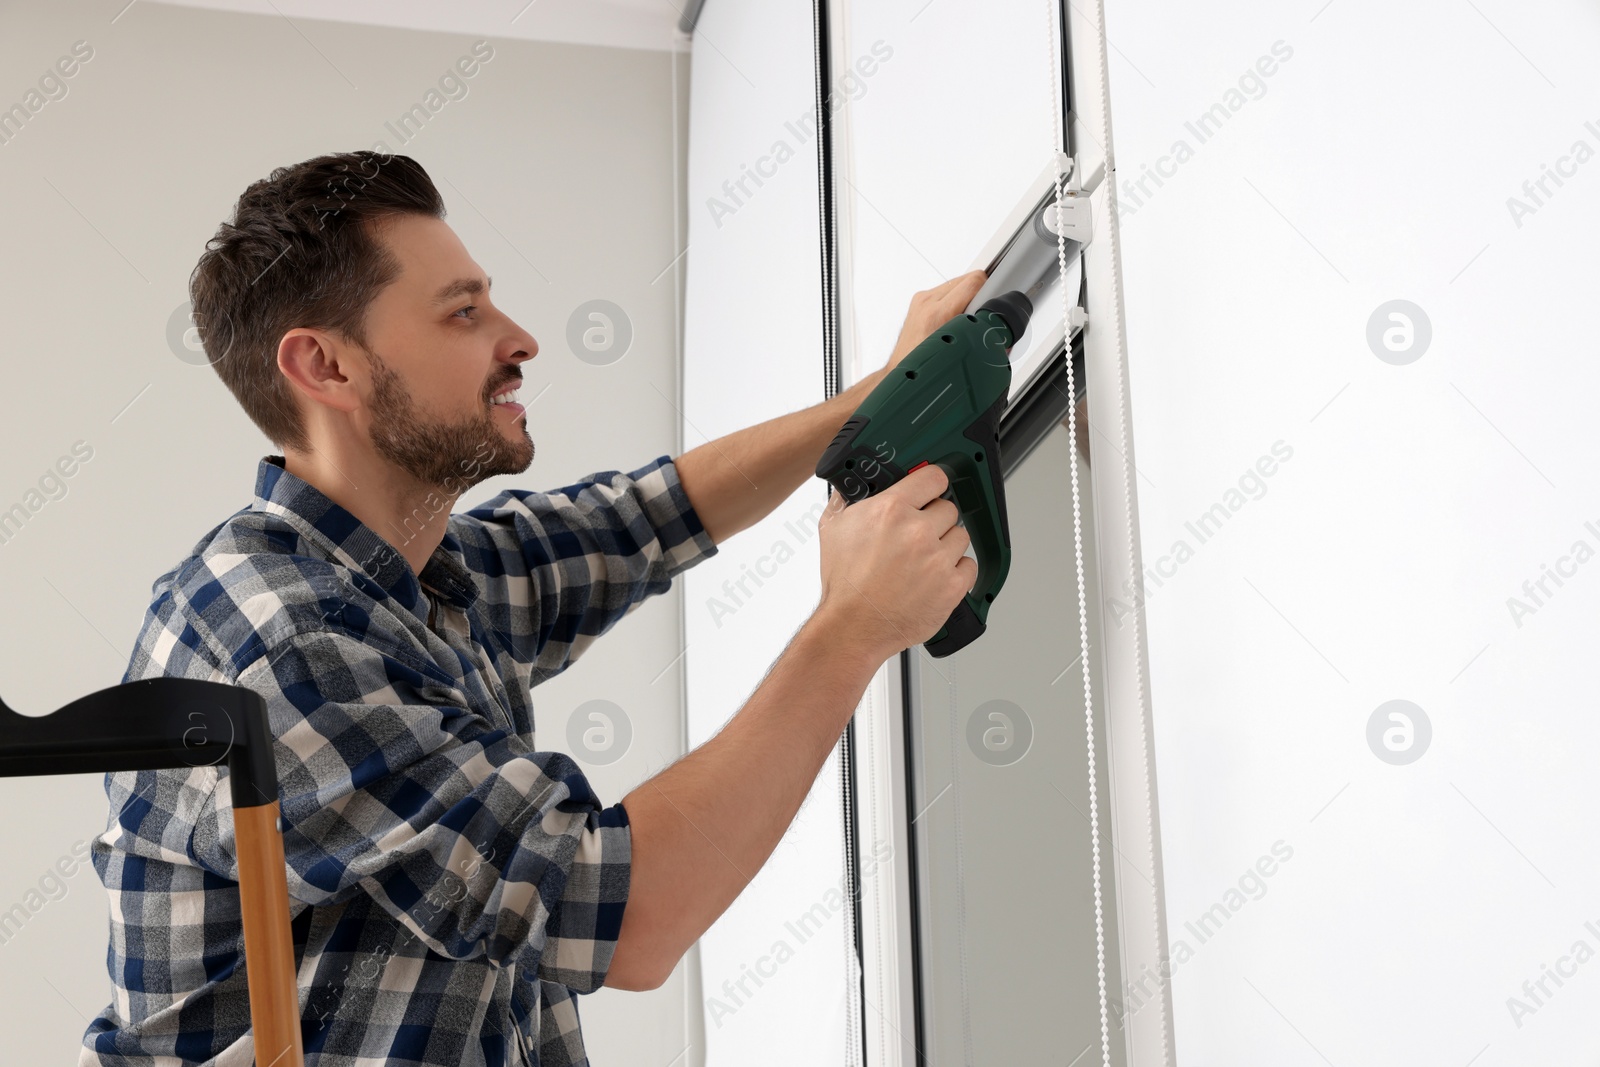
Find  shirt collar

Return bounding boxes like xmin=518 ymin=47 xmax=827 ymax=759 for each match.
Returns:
xmin=251 ymin=455 xmax=480 ymax=615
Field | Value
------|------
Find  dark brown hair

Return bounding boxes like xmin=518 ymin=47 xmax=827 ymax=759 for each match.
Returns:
xmin=189 ymin=151 xmax=445 ymax=452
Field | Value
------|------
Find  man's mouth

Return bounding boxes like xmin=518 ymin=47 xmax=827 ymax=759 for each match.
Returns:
xmin=489 ymin=383 xmax=525 ymax=418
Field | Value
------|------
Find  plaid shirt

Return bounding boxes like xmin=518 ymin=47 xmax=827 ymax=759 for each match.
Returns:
xmin=81 ymin=452 xmax=718 ymax=1066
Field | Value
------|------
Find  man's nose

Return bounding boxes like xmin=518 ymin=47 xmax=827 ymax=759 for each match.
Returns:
xmin=506 ymin=322 xmax=538 ymax=362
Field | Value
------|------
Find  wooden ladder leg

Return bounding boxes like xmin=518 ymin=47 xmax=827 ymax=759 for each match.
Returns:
xmin=235 ymin=801 xmax=305 ymax=1067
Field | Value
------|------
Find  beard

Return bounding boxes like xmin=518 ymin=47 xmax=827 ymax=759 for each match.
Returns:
xmin=364 ymin=347 xmax=534 ymax=492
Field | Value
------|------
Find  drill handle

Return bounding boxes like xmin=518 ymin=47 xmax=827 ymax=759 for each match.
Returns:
xmin=923 ymin=396 xmax=1012 ymax=658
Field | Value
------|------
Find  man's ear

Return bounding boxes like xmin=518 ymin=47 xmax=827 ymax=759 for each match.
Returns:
xmin=278 ymin=329 xmax=361 ymax=416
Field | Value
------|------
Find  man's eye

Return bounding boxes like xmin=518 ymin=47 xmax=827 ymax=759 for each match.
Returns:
xmin=454 ymin=305 xmax=477 ymax=319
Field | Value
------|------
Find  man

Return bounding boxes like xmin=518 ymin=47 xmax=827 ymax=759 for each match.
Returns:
xmin=81 ymin=150 xmax=982 ymax=1067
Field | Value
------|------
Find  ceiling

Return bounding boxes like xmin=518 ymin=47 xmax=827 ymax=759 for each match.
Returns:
xmin=151 ymin=0 xmax=691 ymax=52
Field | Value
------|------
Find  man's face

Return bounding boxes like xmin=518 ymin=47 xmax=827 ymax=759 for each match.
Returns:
xmin=353 ymin=213 xmax=538 ymax=491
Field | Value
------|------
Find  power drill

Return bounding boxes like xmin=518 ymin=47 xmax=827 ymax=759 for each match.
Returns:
xmin=815 ymin=290 xmax=1032 ymax=658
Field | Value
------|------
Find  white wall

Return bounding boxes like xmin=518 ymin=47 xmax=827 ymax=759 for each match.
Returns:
xmin=0 ymin=3 xmax=692 ymax=1063
xmin=1101 ymin=0 xmax=1600 ymax=1062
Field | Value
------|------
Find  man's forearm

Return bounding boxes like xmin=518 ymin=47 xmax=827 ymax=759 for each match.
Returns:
xmin=608 ymin=604 xmax=884 ymax=989
xmin=674 ymin=368 xmax=888 ymax=547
